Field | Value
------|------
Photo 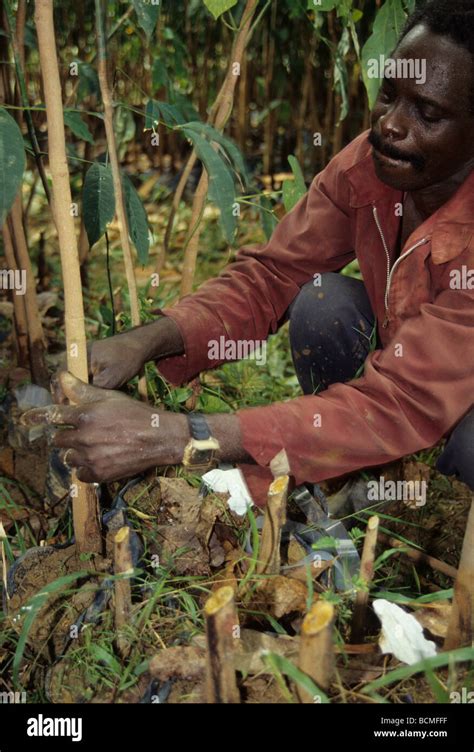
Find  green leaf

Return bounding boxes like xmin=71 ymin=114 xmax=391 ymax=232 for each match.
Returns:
xmin=263 ymin=652 xmax=330 ymax=703
xmin=90 ymin=644 xmax=122 ymax=674
xmin=145 ymin=99 xmax=186 ymax=129
xmin=152 ymin=58 xmax=170 ymax=92
xmin=197 ymin=391 xmax=232 ymax=413
xmin=13 ymin=571 xmax=90 ymax=686
xmin=64 ymin=110 xmax=94 ymax=145
xmin=282 ymin=155 xmax=307 ymax=212
xmin=0 ymin=107 xmax=26 ymax=226
xmin=374 ymin=546 xmax=406 ymax=569
xmin=362 ymin=647 xmax=474 ymax=695
xmin=180 ymin=121 xmax=249 ymax=188
xmin=83 ymin=163 xmax=115 ymax=247
xmin=171 ymin=92 xmax=201 ymax=123
xmin=375 ymin=589 xmax=453 ymax=605
xmin=181 ymin=126 xmax=237 ymax=244
xmin=307 ymin=0 xmax=338 ymax=10
xmin=122 ymin=173 xmax=150 ymax=265
xmin=259 ymin=194 xmax=278 ymax=241
xmin=361 ymin=0 xmax=408 ymax=108
xmin=76 ymin=61 xmax=100 ymax=101
xmin=115 ymin=106 xmax=136 ymax=160
xmin=203 ymin=0 xmax=238 ymax=20
xmin=132 ymin=0 xmax=161 ymax=38
xmin=312 ymin=535 xmax=338 ymax=551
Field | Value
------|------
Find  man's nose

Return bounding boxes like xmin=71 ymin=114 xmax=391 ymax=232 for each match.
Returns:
xmin=379 ymin=100 xmax=409 ymax=142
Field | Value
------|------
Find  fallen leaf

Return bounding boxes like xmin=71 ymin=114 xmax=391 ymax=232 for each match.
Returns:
xmin=256 ymin=575 xmax=308 ymax=618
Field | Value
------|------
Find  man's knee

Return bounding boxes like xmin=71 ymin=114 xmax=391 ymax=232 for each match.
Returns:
xmin=290 ymin=273 xmax=359 ymax=331
xmin=288 ymin=272 xmax=375 ymax=394
xmin=436 ymin=409 xmax=474 ymax=490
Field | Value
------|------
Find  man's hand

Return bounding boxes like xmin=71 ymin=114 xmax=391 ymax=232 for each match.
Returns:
xmin=88 ymin=317 xmax=185 ymax=389
xmin=22 ymin=372 xmax=190 ymax=483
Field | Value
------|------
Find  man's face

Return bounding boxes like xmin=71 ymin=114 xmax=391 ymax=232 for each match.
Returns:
xmin=369 ymin=24 xmax=474 ymax=191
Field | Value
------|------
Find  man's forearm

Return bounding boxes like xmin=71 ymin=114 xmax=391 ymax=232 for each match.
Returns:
xmin=139 ymin=316 xmax=185 ymax=362
xmin=165 ymin=413 xmax=251 ymax=465
xmin=207 ymin=414 xmax=251 ymax=464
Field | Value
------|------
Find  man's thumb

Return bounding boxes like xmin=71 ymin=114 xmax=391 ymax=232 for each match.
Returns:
xmin=58 ymin=370 xmax=109 ymax=405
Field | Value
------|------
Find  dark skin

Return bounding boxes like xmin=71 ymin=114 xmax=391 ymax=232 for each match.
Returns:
xmin=23 ymin=24 xmax=474 ymax=483
xmin=369 ymin=25 xmax=474 ymax=229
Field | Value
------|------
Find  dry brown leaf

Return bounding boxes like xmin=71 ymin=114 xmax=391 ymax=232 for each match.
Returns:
xmin=413 ymin=602 xmax=452 ymax=639
xmin=256 ymin=575 xmax=308 ymax=618
xmin=149 ymin=646 xmax=207 ymax=681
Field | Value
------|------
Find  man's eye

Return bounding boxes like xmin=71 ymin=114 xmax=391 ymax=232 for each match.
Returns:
xmin=379 ymin=86 xmax=394 ymax=103
xmin=419 ymin=108 xmax=443 ymax=123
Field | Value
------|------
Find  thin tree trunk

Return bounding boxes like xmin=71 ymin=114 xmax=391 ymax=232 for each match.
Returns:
xmin=179 ymin=0 xmax=260 ymax=297
xmin=262 ymin=0 xmax=277 ymax=177
xmin=236 ymin=53 xmax=248 ymax=152
xmin=35 ymin=0 xmax=102 ymax=555
xmin=351 ymin=515 xmax=379 ymax=643
xmin=8 ymin=198 xmax=49 ymax=386
xmin=444 ymin=498 xmax=474 ymax=649
xmin=94 ymin=0 xmax=147 ymax=399
xmin=4 ymin=0 xmax=51 ymax=204
xmin=295 ymin=31 xmax=316 ymax=168
xmin=2 ymin=224 xmax=29 ymax=367
xmin=94 ymin=0 xmax=140 ymax=330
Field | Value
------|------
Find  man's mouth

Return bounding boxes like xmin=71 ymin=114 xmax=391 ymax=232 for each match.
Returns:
xmin=372 ymin=147 xmax=413 ymax=169
xmin=368 ymin=129 xmax=426 ymax=172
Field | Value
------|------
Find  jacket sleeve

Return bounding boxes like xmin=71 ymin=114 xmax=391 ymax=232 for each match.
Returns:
xmin=157 ymin=149 xmax=356 ymax=385
xmin=237 ymin=277 xmax=474 ymax=483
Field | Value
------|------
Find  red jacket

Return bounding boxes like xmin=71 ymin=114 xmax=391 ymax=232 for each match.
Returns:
xmin=158 ymin=131 xmax=474 ymax=498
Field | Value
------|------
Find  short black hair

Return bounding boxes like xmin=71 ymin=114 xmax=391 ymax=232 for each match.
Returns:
xmin=401 ymin=0 xmax=474 ymax=56
xmin=399 ymin=0 xmax=474 ymax=111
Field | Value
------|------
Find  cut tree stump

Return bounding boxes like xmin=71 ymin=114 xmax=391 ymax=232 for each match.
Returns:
xmin=444 ymin=497 xmax=473 ymax=649
xmin=351 ymin=515 xmax=379 ymax=643
xmin=297 ymin=601 xmax=335 ymax=703
xmin=114 ymin=526 xmax=133 ymax=658
xmin=257 ymin=475 xmax=288 ymax=576
xmin=204 ymin=585 xmax=240 ymax=703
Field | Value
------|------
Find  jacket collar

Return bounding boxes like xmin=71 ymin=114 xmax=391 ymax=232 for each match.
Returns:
xmin=346 ymin=141 xmax=474 ymax=264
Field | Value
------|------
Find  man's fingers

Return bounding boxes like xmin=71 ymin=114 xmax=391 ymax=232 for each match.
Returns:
xmin=51 ymin=371 xmax=68 ymax=405
xmin=58 ymin=370 xmax=112 ymax=405
xmin=20 ymin=404 xmax=81 ymax=428
xmin=76 ymin=466 xmax=99 ymax=483
xmin=53 ymin=428 xmax=83 ymax=449
xmin=59 ymin=447 xmax=82 ymax=469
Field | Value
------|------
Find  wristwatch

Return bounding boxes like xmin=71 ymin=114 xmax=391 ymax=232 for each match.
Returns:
xmin=182 ymin=413 xmax=220 ymax=474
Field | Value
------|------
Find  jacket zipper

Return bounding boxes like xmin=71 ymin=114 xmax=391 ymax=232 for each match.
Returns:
xmin=372 ymin=205 xmax=429 ymax=328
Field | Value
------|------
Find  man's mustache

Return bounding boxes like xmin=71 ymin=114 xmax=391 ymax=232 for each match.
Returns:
xmin=368 ymin=129 xmax=426 ymax=171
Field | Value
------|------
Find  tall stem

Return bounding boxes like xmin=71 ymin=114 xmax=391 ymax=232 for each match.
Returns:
xmin=179 ymin=0 xmax=260 ymax=297
xmin=34 ymin=0 xmax=102 ymax=555
xmin=94 ymin=0 xmax=140 ymax=330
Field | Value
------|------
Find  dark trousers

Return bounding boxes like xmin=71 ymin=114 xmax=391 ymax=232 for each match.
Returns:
xmin=288 ymin=273 xmax=474 ymax=490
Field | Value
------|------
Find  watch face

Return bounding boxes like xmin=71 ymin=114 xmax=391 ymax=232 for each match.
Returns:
xmin=193 ymin=448 xmax=213 ymax=465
